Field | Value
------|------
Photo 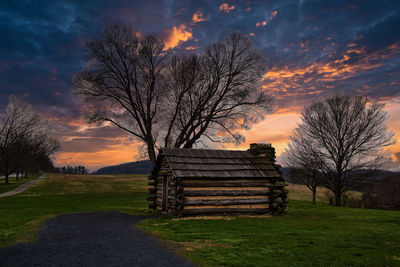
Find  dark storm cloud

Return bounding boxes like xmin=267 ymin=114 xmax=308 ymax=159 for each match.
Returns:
xmin=0 ymin=0 xmax=167 ymax=109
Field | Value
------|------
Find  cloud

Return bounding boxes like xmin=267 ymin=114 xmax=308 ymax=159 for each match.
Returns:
xmin=256 ymin=21 xmax=267 ymax=28
xmin=270 ymin=10 xmax=278 ymax=21
xmin=261 ymin=40 xmax=400 ymax=101
xmin=219 ymin=3 xmax=235 ymax=13
xmin=192 ymin=9 xmax=207 ymax=24
xmin=1 ymin=0 xmax=400 ymax=171
xmin=163 ymin=24 xmax=193 ymax=50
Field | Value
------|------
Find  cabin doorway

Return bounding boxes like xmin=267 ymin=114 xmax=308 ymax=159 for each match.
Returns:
xmin=162 ymin=174 xmax=168 ymax=211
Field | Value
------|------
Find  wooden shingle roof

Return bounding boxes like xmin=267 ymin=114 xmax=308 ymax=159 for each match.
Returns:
xmin=159 ymin=148 xmax=281 ymax=178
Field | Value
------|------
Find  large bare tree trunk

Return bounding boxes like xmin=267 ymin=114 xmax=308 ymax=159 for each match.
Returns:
xmin=147 ymin=141 xmax=156 ymax=166
xmin=312 ymin=187 xmax=317 ymax=204
xmin=335 ymin=192 xmax=342 ymax=206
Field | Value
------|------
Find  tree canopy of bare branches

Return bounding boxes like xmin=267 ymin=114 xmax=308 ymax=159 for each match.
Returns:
xmin=0 ymin=96 xmax=59 ymax=183
xmin=74 ymin=24 xmax=273 ymax=165
xmin=283 ymin=95 xmax=396 ymax=206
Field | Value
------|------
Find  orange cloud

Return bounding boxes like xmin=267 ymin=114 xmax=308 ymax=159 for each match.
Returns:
xmin=185 ymin=46 xmax=198 ymax=50
xmin=262 ymin=42 xmax=400 ymax=99
xmin=164 ymin=25 xmax=193 ymax=50
xmin=192 ymin=9 xmax=207 ymax=23
xmin=270 ymin=10 xmax=278 ymax=21
xmin=219 ymin=3 xmax=235 ymax=13
xmin=223 ymin=112 xmax=302 ymax=158
xmin=256 ymin=21 xmax=267 ymax=28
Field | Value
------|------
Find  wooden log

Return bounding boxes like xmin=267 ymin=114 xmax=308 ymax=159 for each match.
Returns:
xmin=184 ymin=204 xmax=269 ymax=209
xmin=180 ymin=176 xmax=279 ymax=180
xmin=186 ymin=195 xmax=269 ymax=200
xmin=182 ymin=208 xmax=271 ymax=215
xmin=184 ymin=186 xmax=269 ymax=191
xmin=185 ymin=198 xmax=270 ymax=206
xmin=184 ymin=190 xmax=271 ymax=196
xmin=273 ymin=190 xmax=282 ymax=195
xmin=181 ymin=181 xmax=273 ymax=187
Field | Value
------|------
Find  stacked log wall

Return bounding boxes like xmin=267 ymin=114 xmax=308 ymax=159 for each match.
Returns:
xmin=178 ymin=177 xmax=281 ymax=216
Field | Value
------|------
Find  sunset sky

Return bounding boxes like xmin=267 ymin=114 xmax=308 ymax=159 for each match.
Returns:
xmin=1 ymin=0 xmax=399 ymax=171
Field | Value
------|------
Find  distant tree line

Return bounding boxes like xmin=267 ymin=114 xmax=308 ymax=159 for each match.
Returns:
xmin=54 ymin=165 xmax=88 ymax=175
xmin=0 ymin=96 xmax=60 ymax=183
xmin=282 ymin=95 xmax=396 ymax=208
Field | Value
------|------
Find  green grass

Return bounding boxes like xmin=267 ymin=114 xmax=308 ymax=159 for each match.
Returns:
xmin=1 ymin=174 xmax=399 ymax=266
xmin=0 ymin=173 xmax=149 ymax=247
xmin=0 ymin=174 xmax=40 ymax=194
xmin=138 ymin=184 xmax=400 ymax=266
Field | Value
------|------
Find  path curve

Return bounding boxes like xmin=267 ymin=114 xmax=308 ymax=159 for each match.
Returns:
xmin=0 ymin=212 xmax=192 ymax=267
xmin=0 ymin=173 xmax=47 ymax=198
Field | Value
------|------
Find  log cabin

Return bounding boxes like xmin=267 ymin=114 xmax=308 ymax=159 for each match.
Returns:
xmin=147 ymin=143 xmax=288 ymax=216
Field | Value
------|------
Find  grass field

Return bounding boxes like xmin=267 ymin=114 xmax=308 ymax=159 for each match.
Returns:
xmin=0 ymin=174 xmax=40 ymax=194
xmin=0 ymin=173 xmax=399 ymax=266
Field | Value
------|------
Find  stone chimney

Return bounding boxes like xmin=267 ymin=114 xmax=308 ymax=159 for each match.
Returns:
xmin=248 ymin=143 xmax=276 ymax=162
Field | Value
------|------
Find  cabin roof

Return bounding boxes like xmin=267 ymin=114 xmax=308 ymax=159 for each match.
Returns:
xmin=157 ymin=148 xmax=281 ymax=178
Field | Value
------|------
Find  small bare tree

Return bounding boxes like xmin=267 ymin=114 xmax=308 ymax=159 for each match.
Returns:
xmin=284 ymin=95 xmax=396 ymax=206
xmin=282 ymin=145 xmax=323 ymax=204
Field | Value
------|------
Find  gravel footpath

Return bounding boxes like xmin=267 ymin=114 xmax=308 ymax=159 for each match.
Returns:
xmin=0 ymin=173 xmax=46 ymax=198
xmin=0 ymin=212 xmax=193 ymax=267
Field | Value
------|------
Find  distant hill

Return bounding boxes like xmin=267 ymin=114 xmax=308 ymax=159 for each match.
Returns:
xmin=94 ymin=160 xmax=152 ymax=175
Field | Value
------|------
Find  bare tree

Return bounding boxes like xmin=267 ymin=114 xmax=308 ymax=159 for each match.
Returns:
xmin=74 ymin=25 xmax=168 ymax=165
xmin=0 ymin=96 xmax=59 ymax=183
xmin=74 ymin=24 xmax=273 ymax=165
xmin=284 ymin=95 xmax=396 ymax=206
xmin=163 ymin=33 xmax=273 ymax=148
xmin=18 ymin=131 xmax=59 ymax=176
xmin=0 ymin=97 xmax=41 ymax=183
xmin=282 ymin=136 xmax=324 ymax=204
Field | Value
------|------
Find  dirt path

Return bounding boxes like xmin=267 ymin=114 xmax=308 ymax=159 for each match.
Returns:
xmin=0 ymin=212 xmax=192 ymax=267
xmin=0 ymin=173 xmax=46 ymax=198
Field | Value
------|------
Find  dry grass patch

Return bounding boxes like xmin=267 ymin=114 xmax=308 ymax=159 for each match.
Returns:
xmin=287 ymin=183 xmax=362 ymax=205
xmin=32 ymin=173 xmax=149 ymax=195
